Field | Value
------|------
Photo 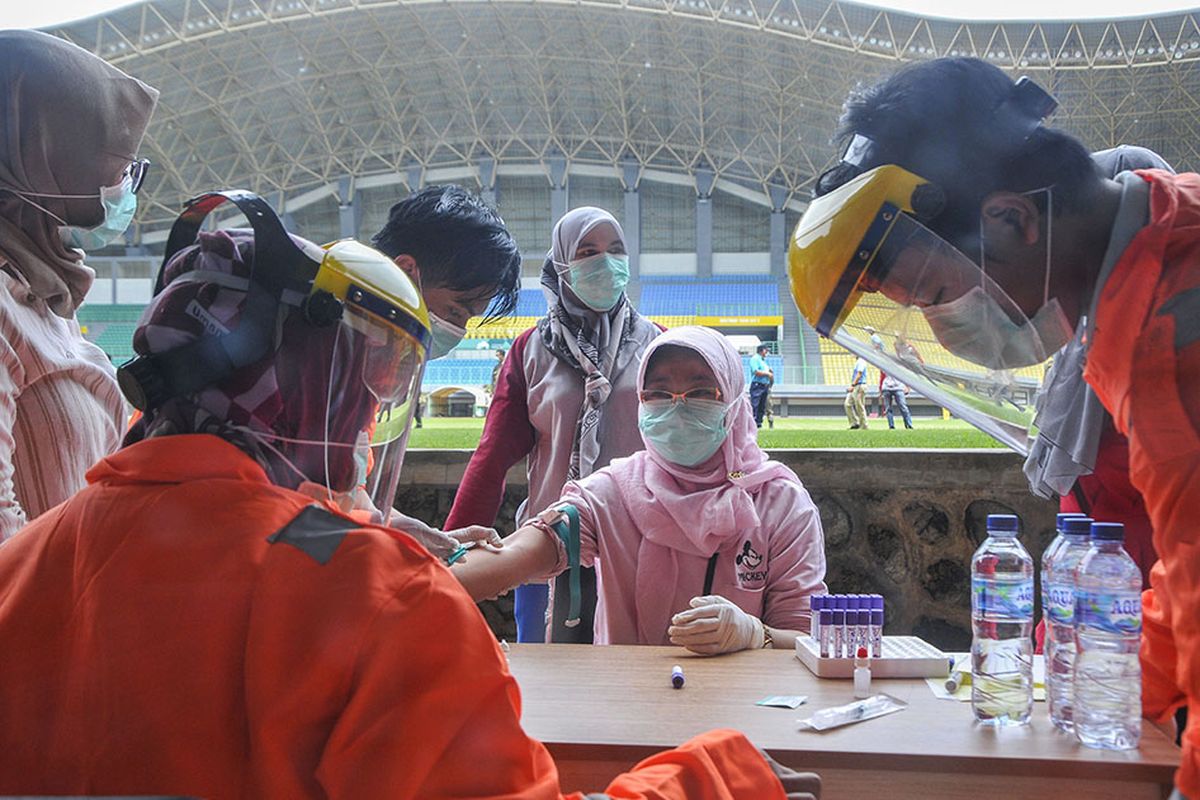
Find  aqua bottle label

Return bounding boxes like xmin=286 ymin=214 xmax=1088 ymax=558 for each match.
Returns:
xmin=1045 ymin=581 xmax=1076 ymax=625
xmin=972 ymin=578 xmax=1034 ymax=617
xmin=1077 ymin=590 xmax=1142 ymax=634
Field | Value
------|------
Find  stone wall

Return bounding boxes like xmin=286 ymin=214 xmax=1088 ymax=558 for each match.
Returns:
xmin=397 ymin=448 xmax=1058 ymax=650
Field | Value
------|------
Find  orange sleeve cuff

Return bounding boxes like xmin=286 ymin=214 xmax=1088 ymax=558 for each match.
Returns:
xmin=601 ymin=728 xmax=786 ymax=800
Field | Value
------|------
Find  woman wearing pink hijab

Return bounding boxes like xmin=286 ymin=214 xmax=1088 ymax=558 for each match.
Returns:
xmin=455 ymin=326 xmax=826 ymax=652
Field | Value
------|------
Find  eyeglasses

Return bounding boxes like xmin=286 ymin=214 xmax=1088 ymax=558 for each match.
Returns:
xmin=124 ymin=158 xmax=151 ymax=195
xmin=639 ymin=387 xmax=722 ymax=405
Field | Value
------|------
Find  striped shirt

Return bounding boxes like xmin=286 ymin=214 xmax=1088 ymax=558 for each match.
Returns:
xmin=0 ymin=267 xmax=126 ymax=539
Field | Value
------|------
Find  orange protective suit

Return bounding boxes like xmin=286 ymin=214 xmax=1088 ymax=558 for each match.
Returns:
xmin=0 ymin=434 xmax=787 ymax=799
xmin=1085 ymin=169 xmax=1200 ymax=796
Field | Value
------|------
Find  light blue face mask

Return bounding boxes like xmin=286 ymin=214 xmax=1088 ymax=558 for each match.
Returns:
xmin=61 ymin=175 xmax=138 ymax=251
xmin=428 ymin=312 xmax=468 ymax=360
xmin=567 ymin=253 xmax=630 ymax=312
xmin=15 ymin=174 xmax=138 ymax=252
xmin=638 ymin=398 xmax=729 ymax=467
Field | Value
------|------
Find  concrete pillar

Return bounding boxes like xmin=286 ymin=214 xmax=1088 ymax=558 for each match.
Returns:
xmin=621 ymin=158 xmax=642 ymax=278
xmin=336 ymin=175 xmax=360 ymax=239
xmin=695 ymin=165 xmax=714 ymax=279
xmin=548 ymin=154 xmax=568 ymax=226
xmin=477 ymin=156 xmax=496 ymax=207
xmin=768 ymin=183 xmax=790 ymax=278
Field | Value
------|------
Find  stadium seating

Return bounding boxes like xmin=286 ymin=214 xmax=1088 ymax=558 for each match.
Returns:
xmin=639 ymin=278 xmax=780 ymax=317
xmin=423 ymin=358 xmax=499 ymax=387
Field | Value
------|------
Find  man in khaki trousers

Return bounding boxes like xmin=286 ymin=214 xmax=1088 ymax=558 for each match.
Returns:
xmin=844 ymin=356 xmax=869 ymax=429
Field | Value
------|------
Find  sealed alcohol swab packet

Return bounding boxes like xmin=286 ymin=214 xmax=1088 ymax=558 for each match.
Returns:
xmin=797 ymin=693 xmax=907 ymax=731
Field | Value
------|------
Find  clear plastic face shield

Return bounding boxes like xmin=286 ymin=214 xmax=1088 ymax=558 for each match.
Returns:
xmin=287 ymin=240 xmax=430 ymax=515
xmin=789 ymin=165 xmax=1064 ymax=453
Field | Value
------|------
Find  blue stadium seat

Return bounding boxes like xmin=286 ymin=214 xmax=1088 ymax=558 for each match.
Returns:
xmin=639 ymin=279 xmax=780 ymax=317
xmin=422 ymin=358 xmax=497 ymax=387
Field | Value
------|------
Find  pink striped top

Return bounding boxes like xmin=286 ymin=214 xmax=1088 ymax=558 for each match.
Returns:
xmin=0 ymin=267 xmax=125 ymax=539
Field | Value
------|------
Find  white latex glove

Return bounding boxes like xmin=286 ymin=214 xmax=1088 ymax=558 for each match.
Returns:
xmin=668 ymin=594 xmax=765 ymax=655
xmin=445 ymin=525 xmax=504 ymax=552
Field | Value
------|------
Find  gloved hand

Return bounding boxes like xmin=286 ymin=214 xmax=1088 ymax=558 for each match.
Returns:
xmin=668 ymin=595 xmax=765 ymax=655
xmin=446 ymin=524 xmax=504 ymax=552
xmin=761 ymin=752 xmax=822 ymax=800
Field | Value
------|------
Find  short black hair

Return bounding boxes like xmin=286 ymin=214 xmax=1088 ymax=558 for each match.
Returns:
xmin=833 ymin=58 xmax=1102 ymax=248
xmin=756 ymin=343 xmax=770 ymax=355
xmin=371 ymin=185 xmax=521 ymax=320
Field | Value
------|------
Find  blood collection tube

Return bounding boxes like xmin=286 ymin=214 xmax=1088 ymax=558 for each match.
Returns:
xmin=832 ymin=609 xmax=846 ymax=658
xmin=819 ymin=609 xmax=833 ymax=657
xmin=871 ymin=609 xmax=883 ymax=657
xmin=810 ymin=595 xmax=824 ymax=640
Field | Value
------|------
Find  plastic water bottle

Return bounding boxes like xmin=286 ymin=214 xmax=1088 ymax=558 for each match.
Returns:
xmin=1041 ymin=512 xmax=1086 ymax=621
xmin=1074 ymin=522 xmax=1142 ymax=750
xmin=1044 ymin=516 xmax=1093 ymax=732
xmin=971 ymin=514 xmax=1034 ymax=726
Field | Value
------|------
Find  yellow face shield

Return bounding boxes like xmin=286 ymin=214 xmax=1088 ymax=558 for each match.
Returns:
xmin=786 ymin=165 xmax=1061 ymax=454
xmin=310 ymin=239 xmax=431 ymax=511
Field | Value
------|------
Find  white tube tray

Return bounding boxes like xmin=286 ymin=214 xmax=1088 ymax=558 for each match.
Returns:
xmin=795 ymin=635 xmax=950 ymax=679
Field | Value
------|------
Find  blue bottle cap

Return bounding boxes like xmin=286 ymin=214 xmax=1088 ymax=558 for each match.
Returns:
xmin=847 ymin=595 xmax=861 ymax=610
xmin=1056 ymin=512 xmax=1086 ymax=528
xmin=870 ymin=594 xmax=884 ymax=610
xmin=1091 ymin=522 xmax=1125 ymax=542
xmin=811 ymin=596 xmax=824 ymax=611
xmin=986 ymin=514 xmax=1020 ymax=533
xmin=820 ymin=609 xmax=833 ymax=624
xmin=1062 ymin=517 xmax=1094 ymax=536
xmin=834 ymin=595 xmax=848 ymax=610
xmin=832 ymin=609 xmax=846 ymax=624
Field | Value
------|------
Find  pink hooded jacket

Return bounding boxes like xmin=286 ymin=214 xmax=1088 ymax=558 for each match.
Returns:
xmin=542 ymin=326 xmax=827 ymax=645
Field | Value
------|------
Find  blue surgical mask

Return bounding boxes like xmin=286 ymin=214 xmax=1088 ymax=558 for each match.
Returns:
xmin=567 ymin=253 xmax=629 ymax=312
xmin=15 ymin=174 xmax=139 ymax=252
xmin=428 ymin=312 xmax=467 ymax=360
xmin=638 ymin=398 xmax=729 ymax=467
xmin=60 ymin=175 xmax=138 ymax=251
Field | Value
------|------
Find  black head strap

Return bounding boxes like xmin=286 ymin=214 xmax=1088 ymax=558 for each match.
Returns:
xmin=118 ymin=190 xmax=322 ymax=411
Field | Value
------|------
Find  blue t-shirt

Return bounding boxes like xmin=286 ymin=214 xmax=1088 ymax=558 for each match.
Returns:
xmin=750 ymin=354 xmax=771 ymax=385
xmin=850 ymin=358 xmax=868 ymax=386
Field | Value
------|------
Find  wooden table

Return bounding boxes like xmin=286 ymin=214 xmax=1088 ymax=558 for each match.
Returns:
xmin=506 ymin=644 xmax=1180 ymax=800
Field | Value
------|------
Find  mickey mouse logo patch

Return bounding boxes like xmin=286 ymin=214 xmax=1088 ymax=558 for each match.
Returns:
xmin=735 ymin=540 xmax=767 ymax=586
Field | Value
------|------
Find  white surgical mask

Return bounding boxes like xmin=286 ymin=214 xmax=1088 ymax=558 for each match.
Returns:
xmin=428 ymin=312 xmax=467 ymax=360
xmin=923 ymin=288 xmax=1072 ymax=370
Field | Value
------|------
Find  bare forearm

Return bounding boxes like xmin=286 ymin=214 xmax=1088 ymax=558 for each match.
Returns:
xmin=451 ymin=525 xmax=560 ymax=602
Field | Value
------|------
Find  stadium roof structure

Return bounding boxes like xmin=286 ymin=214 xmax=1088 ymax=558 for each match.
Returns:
xmin=50 ymin=0 xmax=1200 ymax=242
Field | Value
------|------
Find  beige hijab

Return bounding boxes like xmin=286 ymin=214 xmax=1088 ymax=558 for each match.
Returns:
xmin=0 ymin=30 xmax=158 ymax=317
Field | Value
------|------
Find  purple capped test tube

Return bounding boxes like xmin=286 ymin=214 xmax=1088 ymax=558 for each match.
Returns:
xmin=846 ymin=594 xmax=861 ymax=611
xmin=831 ymin=609 xmax=846 ymax=658
xmin=819 ymin=609 xmax=833 ymax=657
xmin=871 ymin=609 xmax=883 ymax=657
xmin=810 ymin=595 xmax=824 ymax=640
xmin=834 ymin=594 xmax=847 ymax=611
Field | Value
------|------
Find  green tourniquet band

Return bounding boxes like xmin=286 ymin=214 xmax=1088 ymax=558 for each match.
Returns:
xmin=446 ymin=545 xmax=469 ymax=566
xmin=551 ymin=505 xmax=582 ymax=627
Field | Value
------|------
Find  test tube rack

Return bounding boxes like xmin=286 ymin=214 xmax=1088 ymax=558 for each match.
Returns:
xmin=795 ymin=635 xmax=951 ymax=679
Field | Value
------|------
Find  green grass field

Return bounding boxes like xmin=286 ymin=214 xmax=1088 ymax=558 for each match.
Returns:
xmin=407 ymin=415 xmax=1005 ymax=449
